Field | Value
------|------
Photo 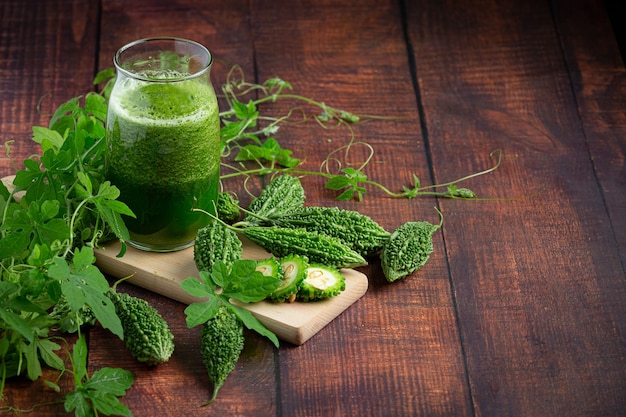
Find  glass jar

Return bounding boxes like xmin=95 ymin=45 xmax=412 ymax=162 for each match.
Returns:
xmin=105 ymin=37 xmax=220 ymax=252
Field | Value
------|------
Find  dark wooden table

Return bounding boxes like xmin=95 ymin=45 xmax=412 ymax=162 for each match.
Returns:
xmin=1 ymin=0 xmax=625 ymax=416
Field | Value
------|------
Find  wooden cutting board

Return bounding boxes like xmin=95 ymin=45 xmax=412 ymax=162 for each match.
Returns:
xmin=93 ymin=239 xmax=368 ymax=345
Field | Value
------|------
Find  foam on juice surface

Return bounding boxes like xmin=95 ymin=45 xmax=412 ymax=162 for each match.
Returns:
xmin=109 ymin=75 xmax=217 ymax=126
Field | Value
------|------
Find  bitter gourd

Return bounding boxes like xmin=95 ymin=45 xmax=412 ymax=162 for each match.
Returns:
xmin=240 ymin=226 xmax=367 ymax=268
xmin=270 ymin=206 xmax=390 ymax=256
xmin=108 ymin=291 xmax=175 ymax=365
xmin=297 ymin=263 xmax=346 ymax=301
xmin=267 ymin=254 xmax=309 ymax=303
xmin=194 ymin=219 xmax=243 ymax=273
xmin=216 ymin=192 xmax=241 ymax=224
xmin=243 ymin=174 xmax=305 ymax=225
xmin=380 ymin=218 xmax=442 ymax=282
xmin=200 ymin=304 xmax=244 ymax=405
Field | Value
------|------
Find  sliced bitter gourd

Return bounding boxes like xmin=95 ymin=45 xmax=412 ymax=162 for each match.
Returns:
xmin=255 ymin=257 xmax=283 ymax=280
xmin=267 ymin=254 xmax=309 ymax=303
xmin=297 ymin=263 xmax=346 ymax=302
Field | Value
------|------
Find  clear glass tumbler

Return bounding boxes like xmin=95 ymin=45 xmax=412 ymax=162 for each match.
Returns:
xmin=105 ymin=37 xmax=220 ymax=252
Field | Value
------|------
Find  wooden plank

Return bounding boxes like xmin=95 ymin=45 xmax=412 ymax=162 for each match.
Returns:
xmin=0 ymin=0 xmax=100 ymax=178
xmin=250 ymin=1 xmax=473 ymax=416
xmin=406 ymin=0 xmax=626 ymax=415
xmin=553 ymin=0 xmax=626 ymax=269
xmin=93 ymin=240 xmax=369 ymax=346
xmin=552 ymin=3 xmax=626 ymax=413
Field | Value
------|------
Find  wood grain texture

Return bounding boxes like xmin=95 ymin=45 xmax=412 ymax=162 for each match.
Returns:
xmin=553 ymin=0 xmax=626 ymax=268
xmin=249 ymin=1 xmax=472 ymax=416
xmin=0 ymin=0 xmax=100 ymax=178
xmin=406 ymin=0 xmax=626 ymax=415
xmin=1 ymin=0 xmax=625 ymax=416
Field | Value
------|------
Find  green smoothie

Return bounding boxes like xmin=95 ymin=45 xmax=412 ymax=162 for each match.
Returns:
xmin=106 ymin=75 xmax=220 ymax=251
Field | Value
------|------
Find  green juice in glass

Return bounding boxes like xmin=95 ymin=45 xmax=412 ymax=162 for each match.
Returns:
xmin=105 ymin=38 xmax=220 ymax=252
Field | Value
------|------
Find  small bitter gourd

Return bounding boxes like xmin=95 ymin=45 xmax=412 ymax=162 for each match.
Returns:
xmin=270 ymin=206 xmax=390 ymax=256
xmin=240 ymin=226 xmax=367 ymax=269
xmin=108 ymin=291 xmax=175 ymax=365
xmin=268 ymin=254 xmax=309 ymax=303
xmin=297 ymin=263 xmax=346 ymax=301
xmin=194 ymin=219 xmax=243 ymax=273
xmin=380 ymin=218 xmax=442 ymax=282
xmin=243 ymin=174 xmax=305 ymax=225
xmin=200 ymin=304 xmax=244 ymax=405
xmin=216 ymin=192 xmax=241 ymax=224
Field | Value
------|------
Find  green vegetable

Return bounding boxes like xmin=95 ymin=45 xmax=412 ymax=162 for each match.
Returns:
xmin=240 ymin=226 xmax=367 ymax=268
xmin=194 ymin=219 xmax=243 ymax=273
xmin=255 ymin=257 xmax=283 ymax=280
xmin=268 ymin=254 xmax=309 ymax=303
xmin=297 ymin=264 xmax=346 ymax=301
xmin=242 ymin=174 xmax=305 ymax=225
xmin=200 ymin=304 xmax=244 ymax=406
xmin=108 ymin=291 xmax=175 ymax=365
xmin=0 ymin=78 xmax=137 ymax=410
xmin=270 ymin=206 xmax=390 ymax=256
xmin=380 ymin=214 xmax=443 ymax=282
xmin=216 ymin=191 xmax=241 ymax=224
xmin=235 ymin=137 xmax=300 ymax=168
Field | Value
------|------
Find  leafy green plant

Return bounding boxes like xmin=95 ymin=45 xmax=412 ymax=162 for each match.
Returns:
xmin=64 ymin=334 xmax=134 ymax=417
xmin=0 ymin=72 xmax=135 ymax=414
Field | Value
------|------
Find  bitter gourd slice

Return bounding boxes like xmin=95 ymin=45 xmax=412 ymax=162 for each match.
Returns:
xmin=267 ymin=254 xmax=309 ymax=303
xmin=297 ymin=263 xmax=346 ymax=301
xmin=255 ymin=257 xmax=283 ymax=280
xmin=240 ymin=226 xmax=367 ymax=269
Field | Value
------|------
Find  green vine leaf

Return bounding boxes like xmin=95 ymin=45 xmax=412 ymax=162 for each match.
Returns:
xmin=48 ymin=247 xmax=124 ymax=339
xmin=234 ymin=137 xmax=300 ymax=168
xmin=324 ymin=168 xmax=368 ymax=201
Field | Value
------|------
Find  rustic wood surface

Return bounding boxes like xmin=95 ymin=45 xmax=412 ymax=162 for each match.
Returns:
xmin=1 ymin=0 xmax=625 ymax=416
